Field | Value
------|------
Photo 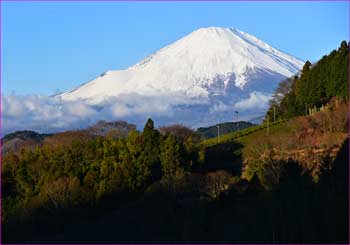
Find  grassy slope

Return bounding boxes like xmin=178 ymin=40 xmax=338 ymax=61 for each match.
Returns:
xmin=201 ymin=119 xmax=289 ymax=148
xmin=200 ymin=111 xmax=347 ymax=178
xmin=197 ymin=119 xmax=290 ymax=176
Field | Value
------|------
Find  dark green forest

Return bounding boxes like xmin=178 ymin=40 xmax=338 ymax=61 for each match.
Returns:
xmin=2 ymin=119 xmax=203 ymax=242
xmin=1 ymin=41 xmax=349 ymax=244
xmin=266 ymin=41 xmax=349 ymax=120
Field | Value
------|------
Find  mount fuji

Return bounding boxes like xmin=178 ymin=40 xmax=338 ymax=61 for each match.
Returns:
xmin=58 ymin=27 xmax=304 ymax=127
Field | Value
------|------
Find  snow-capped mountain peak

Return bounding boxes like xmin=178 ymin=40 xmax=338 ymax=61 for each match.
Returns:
xmin=59 ymin=27 xmax=303 ymax=104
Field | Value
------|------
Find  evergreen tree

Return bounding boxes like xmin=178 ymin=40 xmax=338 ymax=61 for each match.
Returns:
xmin=160 ymin=134 xmax=185 ymax=177
xmin=266 ymin=41 xmax=349 ymax=120
xmin=137 ymin=118 xmax=162 ymax=184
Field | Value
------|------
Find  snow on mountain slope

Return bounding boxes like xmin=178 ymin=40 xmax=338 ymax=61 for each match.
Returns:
xmin=59 ymin=27 xmax=304 ymax=105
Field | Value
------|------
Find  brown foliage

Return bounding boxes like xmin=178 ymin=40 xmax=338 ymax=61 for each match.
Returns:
xmin=206 ymin=170 xmax=234 ymax=199
xmin=87 ymin=120 xmax=136 ymax=138
xmin=243 ymin=98 xmax=348 ymax=186
xmin=43 ymin=130 xmax=93 ymax=146
xmin=40 ymin=176 xmax=89 ymax=210
xmin=295 ymin=98 xmax=348 ymax=136
xmin=158 ymin=124 xmax=200 ymax=143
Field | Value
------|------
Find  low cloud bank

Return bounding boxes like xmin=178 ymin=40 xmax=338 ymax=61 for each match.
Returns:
xmin=2 ymin=91 xmax=270 ymax=135
xmin=2 ymin=93 xmax=205 ymax=134
xmin=3 ymin=94 xmax=97 ymax=134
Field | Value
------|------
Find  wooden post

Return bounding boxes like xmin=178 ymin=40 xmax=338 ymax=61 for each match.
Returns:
xmin=217 ymin=125 xmax=220 ymax=143
xmin=267 ymin=116 xmax=270 ymax=135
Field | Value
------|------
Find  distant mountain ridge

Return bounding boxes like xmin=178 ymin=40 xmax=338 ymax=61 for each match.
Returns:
xmin=197 ymin=121 xmax=255 ymax=139
xmin=2 ymin=121 xmax=136 ymax=155
xmin=1 ymin=131 xmax=49 ymax=155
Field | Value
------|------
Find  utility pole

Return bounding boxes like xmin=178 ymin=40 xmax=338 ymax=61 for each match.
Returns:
xmin=217 ymin=124 xmax=220 ymax=143
xmin=234 ymin=111 xmax=239 ymax=122
xmin=273 ymin=106 xmax=276 ymax=123
xmin=267 ymin=116 xmax=270 ymax=135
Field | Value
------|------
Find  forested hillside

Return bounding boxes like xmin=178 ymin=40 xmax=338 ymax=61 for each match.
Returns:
xmin=266 ymin=41 xmax=349 ymax=120
xmin=2 ymin=119 xmax=202 ymax=242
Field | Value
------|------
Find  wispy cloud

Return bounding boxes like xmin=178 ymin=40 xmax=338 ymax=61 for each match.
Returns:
xmin=234 ymin=91 xmax=271 ymax=110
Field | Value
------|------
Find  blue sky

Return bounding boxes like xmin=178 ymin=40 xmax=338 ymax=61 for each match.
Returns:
xmin=2 ymin=1 xmax=349 ymax=95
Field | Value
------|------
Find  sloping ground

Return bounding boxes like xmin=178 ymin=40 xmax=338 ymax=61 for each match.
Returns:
xmin=201 ymin=119 xmax=288 ymax=147
xmin=197 ymin=121 xmax=255 ymax=140
xmin=200 ymin=99 xmax=348 ymax=181
xmin=1 ymin=131 xmax=50 ymax=155
xmin=198 ymin=119 xmax=289 ymax=175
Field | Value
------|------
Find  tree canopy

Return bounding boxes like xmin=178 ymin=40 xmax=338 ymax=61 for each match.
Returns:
xmin=266 ymin=41 xmax=349 ymax=120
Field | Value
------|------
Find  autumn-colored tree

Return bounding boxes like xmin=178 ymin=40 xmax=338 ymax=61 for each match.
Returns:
xmin=158 ymin=124 xmax=198 ymax=143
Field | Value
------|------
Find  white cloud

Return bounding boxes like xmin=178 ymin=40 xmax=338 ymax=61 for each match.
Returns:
xmin=234 ymin=91 xmax=271 ymax=110
xmin=209 ymin=101 xmax=230 ymax=113
xmin=2 ymin=94 xmax=98 ymax=134
xmin=1 ymin=93 xmax=202 ymax=134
